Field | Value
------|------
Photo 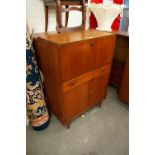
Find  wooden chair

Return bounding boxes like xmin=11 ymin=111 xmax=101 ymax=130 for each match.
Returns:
xmin=44 ymin=0 xmax=55 ymax=32
xmin=44 ymin=0 xmax=86 ymax=32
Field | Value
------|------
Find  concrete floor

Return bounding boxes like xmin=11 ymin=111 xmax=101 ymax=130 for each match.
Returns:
xmin=26 ymin=86 xmax=129 ymax=155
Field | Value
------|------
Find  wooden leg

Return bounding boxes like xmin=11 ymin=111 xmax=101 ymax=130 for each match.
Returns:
xmin=82 ymin=0 xmax=86 ymax=26
xmin=98 ymin=102 xmax=102 ymax=108
xmin=98 ymin=88 xmax=108 ymax=108
xmin=66 ymin=121 xmax=71 ymax=129
xmin=45 ymin=5 xmax=48 ymax=32
xmin=65 ymin=5 xmax=69 ymax=27
xmin=56 ymin=0 xmax=62 ymax=33
xmin=104 ymin=89 xmax=108 ymax=99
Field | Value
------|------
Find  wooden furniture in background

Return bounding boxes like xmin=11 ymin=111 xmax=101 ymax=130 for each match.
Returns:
xmin=43 ymin=0 xmax=56 ymax=32
xmin=109 ymin=32 xmax=129 ymax=90
xmin=44 ymin=0 xmax=86 ymax=32
xmin=118 ymin=54 xmax=129 ymax=104
xmin=56 ymin=0 xmax=86 ymax=32
xmin=34 ymin=30 xmax=116 ymax=128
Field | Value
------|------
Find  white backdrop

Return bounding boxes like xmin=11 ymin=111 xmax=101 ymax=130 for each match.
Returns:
xmin=26 ymin=0 xmax=82 ymax=33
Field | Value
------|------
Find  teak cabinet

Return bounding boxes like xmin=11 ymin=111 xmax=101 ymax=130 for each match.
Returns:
xmin=34 ymin=30 xmax=116 ymax=128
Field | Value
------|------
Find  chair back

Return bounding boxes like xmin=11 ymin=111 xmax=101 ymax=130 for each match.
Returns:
xmin=56 ymin=0 xmax=86 ymax=32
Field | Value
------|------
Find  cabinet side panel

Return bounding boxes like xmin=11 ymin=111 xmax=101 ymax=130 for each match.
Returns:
xmin=34 ymin=38 xmax=63 ymax=122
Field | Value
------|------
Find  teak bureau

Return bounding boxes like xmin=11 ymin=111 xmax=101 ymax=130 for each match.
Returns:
xmin=34 ymin=30 xmax=116 ymax=128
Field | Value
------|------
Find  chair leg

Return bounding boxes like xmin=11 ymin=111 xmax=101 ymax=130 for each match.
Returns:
xmin=45 ymin=5 xmax=48 ymax=32
xmin=82 ymin=0 xmax=86 ymax=26
xmin=65 ymin=5 xmax=69 ymax=27
xmin=56 ymin=0 xmax=62 ymax=32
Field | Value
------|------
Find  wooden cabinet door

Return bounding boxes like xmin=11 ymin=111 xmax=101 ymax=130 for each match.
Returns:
xmin=63 ymin=83 xmax=88 ymax=121
xmin=88 ymin=71 xmax=110 ymax=107
xmin=60 ymin=36 xmax=115 ymax=82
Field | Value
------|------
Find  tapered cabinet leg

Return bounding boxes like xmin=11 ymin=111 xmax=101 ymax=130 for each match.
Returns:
xmin=104 ymin=89 xmax=108 ymax=99
xmin=66 ymin=121 xmax=71 ymax=129
xmin=98 ymin=102 xmax=102 ymax=108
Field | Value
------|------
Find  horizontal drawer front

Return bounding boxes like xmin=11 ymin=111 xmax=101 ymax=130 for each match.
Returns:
xmin=60 ymin=36 xmax=115 ymax=82
xmin=62 ymin=64 xmax=111 ymax=92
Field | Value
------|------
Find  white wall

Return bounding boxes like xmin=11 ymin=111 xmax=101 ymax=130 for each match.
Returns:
xmin=26 ymin=0 xmax=82 ymax=33
xmin=26 ymin=0 xmax=45 ymax=33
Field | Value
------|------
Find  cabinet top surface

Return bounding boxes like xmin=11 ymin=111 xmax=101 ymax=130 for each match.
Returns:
xmin=37 ymin=29 xmax=116 ymax=45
